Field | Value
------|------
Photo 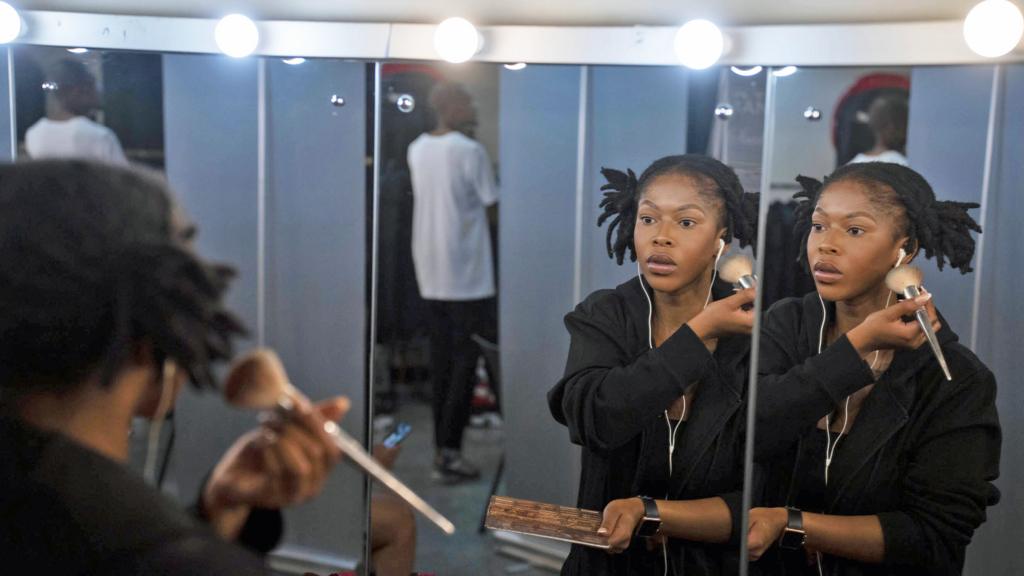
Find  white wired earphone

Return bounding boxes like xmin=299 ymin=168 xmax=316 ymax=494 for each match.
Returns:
xmin=814 ymin=247 xmax=905 ymax=576
xmin=638 ymin=237 xmax=725 ymax=576
xmin=143 ymin=360 xmax=177 ymax=484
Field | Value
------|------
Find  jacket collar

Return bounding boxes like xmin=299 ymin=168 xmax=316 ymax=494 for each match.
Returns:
xmin=797 ymin=292 xmax=960 ymax=507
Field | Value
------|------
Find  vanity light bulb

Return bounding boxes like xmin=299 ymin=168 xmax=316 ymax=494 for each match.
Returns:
xmin=0 ymin=2 xmax=22 ymax=44
xmin=434 ymin=17 xmax=480 ymax=64
xmin=964 ymin=0 xmax=1024 ymax=57
xmin=215 ymin=14 xmax=260 ymax=58
xmin=730 ymin=66 xmax=763 ymax=77
xmin=773 ymin=66 xmax=798 ymax=77
xmin=674 ymin=20 xmax=724 ymax=70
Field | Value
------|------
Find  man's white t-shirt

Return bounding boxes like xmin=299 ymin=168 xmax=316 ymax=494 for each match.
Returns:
xmin=25 ymin=117 xmax=129 ymax=166
xmin=407 ymin=131 xmax=499 ymax=301
xmin=848 ymin=150 xmax=908 ymax=166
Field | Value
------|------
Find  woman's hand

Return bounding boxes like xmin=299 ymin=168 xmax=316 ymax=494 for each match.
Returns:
xmin=598 ymin=497 xmax=646 ymax=553
xmin=747 ymin=507 xmax=788 ymax=561
xmin=688 ymin=287 xmax=756 ymax=342
xmin=202 ymin=396 xmax=349 ymax=539
xmin=846 ymin=290 xmax=940 ymax=356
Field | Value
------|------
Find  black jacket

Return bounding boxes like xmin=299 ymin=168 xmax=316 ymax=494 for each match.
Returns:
xmin=0 ymin=413 xmax=276 ymax=575
xmin=754 ymin=293 xmax=1001 ymax=576
xmin=548 ymin=277 xmax=750 ymax=576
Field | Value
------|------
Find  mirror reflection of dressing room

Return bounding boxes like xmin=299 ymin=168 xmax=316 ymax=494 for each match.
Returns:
xmin=0 ymin=2 xmax=1020 ymax=576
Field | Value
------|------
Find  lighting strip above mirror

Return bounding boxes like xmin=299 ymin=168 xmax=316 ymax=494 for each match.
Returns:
xmin=13 ymin=10 xmax=1024 ymax=65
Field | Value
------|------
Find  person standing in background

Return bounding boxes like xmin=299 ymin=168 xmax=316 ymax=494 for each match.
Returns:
xmin=847 ymin=94 xmax=909 ymax=166
xmin=407 ymin=81 xmax=498 ymax=484
xmin=25 ymin=59 xmax=129 ymax=165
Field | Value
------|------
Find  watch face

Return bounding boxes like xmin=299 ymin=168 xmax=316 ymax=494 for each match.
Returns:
xmin=779 ymin=528 xmax=805 ymax=550
xmin=636 ymin=519 xmax=662 ymax=538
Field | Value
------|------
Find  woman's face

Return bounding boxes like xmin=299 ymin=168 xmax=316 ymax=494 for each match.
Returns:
xmin=634 ymin=172 xmax=728 ymax=295
xmin=807 ymin=180 xmax=910 ymax=303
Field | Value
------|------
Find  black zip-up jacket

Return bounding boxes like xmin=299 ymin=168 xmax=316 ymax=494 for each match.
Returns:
xmin=754 ymin=293 xmax=1001 ymax=576
xmin=548 ymin=277 xmax=750 ymax=576
xmin=0 ymin=412 xmax=279 ymax=575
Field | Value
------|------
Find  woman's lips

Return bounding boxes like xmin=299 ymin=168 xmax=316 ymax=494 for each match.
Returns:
xmin=812 ymin=261 xmax=842 ymax=284
xmin=646 ymin=253 xmax=677 ymax=276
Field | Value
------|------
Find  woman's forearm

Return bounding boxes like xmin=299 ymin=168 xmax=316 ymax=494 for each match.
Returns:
xmin=803 ymin=512 xmax=885 ymax=564
xmin=656 ymin=497 xmax=732 ymax=544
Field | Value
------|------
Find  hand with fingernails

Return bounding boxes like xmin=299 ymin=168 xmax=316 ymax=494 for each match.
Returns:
xmin=688 ymin=287 xmax=757 ymax=342
xmin=846 ymin=290 xmax=941 ymax=356
xmin=201 ymin=396 xmax=350 ymax=539
xmin=597 ymin=497 xmax=647 ymax=554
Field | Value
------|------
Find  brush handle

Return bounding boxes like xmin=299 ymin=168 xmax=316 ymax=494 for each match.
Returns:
xmin=274 ymin=397 xmax=456 ymax=535
xmin=903 ymin=286 xmax=953 ymax=381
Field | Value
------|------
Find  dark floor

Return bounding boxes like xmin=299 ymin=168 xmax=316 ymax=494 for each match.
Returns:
xmin=381 ymin=400 xmax=557 ymax=576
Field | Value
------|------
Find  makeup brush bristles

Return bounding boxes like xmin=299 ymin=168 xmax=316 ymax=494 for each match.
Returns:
xmin=885 ymin=265 xmax=924 ymax=293
xmin=719 ymin=253 xmax=754 ymax=284
xmin=223 ymin=348 xmax=289 ymax=409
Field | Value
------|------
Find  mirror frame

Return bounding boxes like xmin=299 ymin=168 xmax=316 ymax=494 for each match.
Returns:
xmin=17 ymin=9 xmax=1024 ymax=66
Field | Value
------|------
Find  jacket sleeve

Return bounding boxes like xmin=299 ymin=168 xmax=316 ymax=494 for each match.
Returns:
xmin=191 ymin=476 xmax=283 ymax=555
xmin=876 ymin=368 xmax=1001 ymax=573
xmin=754 ymin=301 xmax=875 ymax=460
xmin=547 ymin=296 xmax=715 ymax=453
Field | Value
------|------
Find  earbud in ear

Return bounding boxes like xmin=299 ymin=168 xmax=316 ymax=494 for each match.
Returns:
xmin=719 ymin=238 xmax=726 ymax=252
xmin=895 ymin=247 xmax=907 ymax=269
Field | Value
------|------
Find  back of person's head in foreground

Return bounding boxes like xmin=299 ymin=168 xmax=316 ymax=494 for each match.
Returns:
xmin=0 ymin=160 xmax=246 ymax=411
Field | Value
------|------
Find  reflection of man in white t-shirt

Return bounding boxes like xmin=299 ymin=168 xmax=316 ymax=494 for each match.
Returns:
xmin=407 ymin=82 xmax=498 ymax=483
xmin=25 ymin=59 xmax=128 ymax=166
xmin=847 ymin=94 xmax=909 ymax=167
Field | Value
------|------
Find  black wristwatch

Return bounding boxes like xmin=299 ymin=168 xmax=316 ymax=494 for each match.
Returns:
xmin=778 ymin=507 xmax=807 ymax=550
xmin=635 ymin=496 xmax=662 ymax=537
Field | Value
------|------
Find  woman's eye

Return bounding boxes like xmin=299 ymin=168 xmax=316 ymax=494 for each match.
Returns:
xmin=847 ymin=227 xmax=864 ymax=236
xmin=679 ymin=219 xmax=696 ymax=228
xmin=811 ymin=223 xmax=825 ymax=233
xmin=639 ymin=216 xmax=655 ymax=225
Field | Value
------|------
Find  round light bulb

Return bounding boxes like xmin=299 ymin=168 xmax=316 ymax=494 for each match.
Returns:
xmin=730 ymin=66 xmax=763 ymax=77
xmin=215 ymin=14 xmax=259 ymax=58
xmin=964 ymin=0 xmax=1024 ymax=57
xmin=674 ymin=20 xmax=724 ymax=70
xmin=0 ymin=2 xmax=22 ymax=44
xmin=773 ymin=66 xmax=798 ymax=77
xmin=434 ymin=17 xmax=480 ymax=64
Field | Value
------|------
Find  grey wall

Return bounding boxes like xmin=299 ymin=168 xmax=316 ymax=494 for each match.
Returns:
xmin=264 ymin=58 xmax=367 ymax=563
xmin=965 ymin=63 xmax=1024 ymax=576
xmin=163 ymin=54 xmax=262 ymax=508
xmin=164 ymin=54 xmax=368 ymax=567
xmin=906 ymin=65 xmax=994 ymax=338
xmin=499 ymin=64 xmax=582 ymax=507
xmin=0 ymin=48 xmax=11 ymax=161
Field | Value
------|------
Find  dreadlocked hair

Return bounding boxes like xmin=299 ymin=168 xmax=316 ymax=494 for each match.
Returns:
xmin=793 ymin=162 xmax=981 ymax=274
xmin=0 ymin=160 xmax=247 ymax=396
xmin=597 ymin=154 xmax=759 ymax=264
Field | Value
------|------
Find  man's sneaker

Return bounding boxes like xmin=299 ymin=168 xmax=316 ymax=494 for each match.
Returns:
xmin=431 ymin=450 xmax=481 ymax=484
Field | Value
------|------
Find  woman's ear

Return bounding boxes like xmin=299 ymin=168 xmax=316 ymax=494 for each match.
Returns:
xmin=900 ymin=238 xmax=920 ymax=264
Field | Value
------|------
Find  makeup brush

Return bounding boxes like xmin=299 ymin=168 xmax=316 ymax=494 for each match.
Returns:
xmin=224 ymin=349 xmax=456 ymax=535
xmin=718 ymin=253 xmax=757 ymax=290
xmin=884 ymin=265 xmax=952 ymax=381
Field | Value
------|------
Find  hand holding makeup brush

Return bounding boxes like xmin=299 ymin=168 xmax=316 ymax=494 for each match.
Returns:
xmin=201 ymin=396 xmax=349 ymax=539
xmin=688 ymin=287 xmax=757 ymax=341
xmin=846 ymin=291 xmax=941 ymax=356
